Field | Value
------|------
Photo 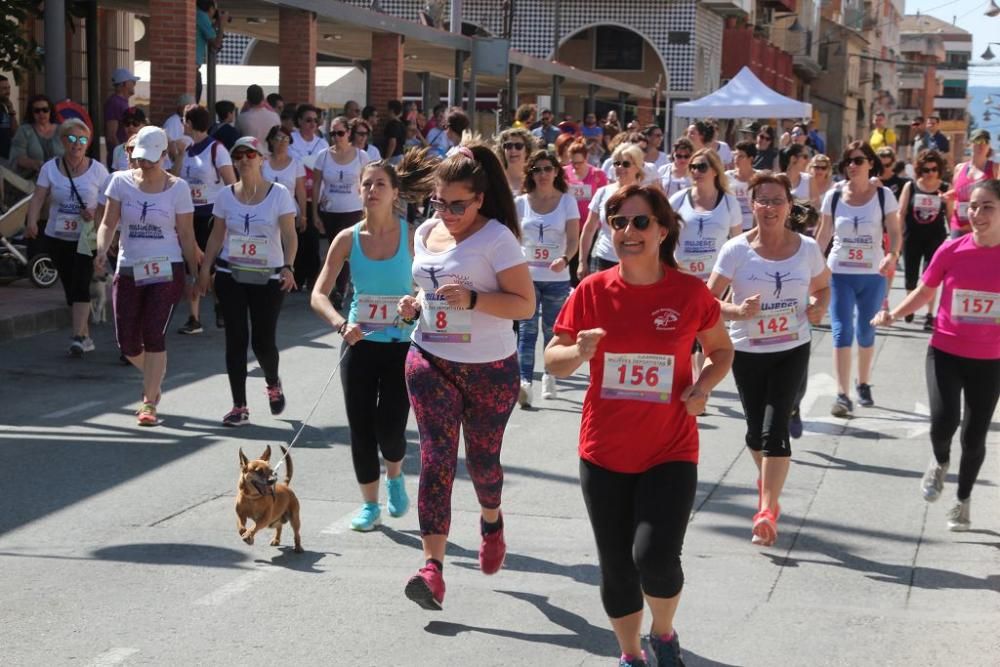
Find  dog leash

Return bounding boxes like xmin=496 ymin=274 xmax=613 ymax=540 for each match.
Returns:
xmin=271 ymin=329 xmax=378 ymax=473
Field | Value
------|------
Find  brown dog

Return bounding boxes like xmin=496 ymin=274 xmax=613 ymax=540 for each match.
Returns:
xmin=236 ymin=445 xmax=303 ymax=553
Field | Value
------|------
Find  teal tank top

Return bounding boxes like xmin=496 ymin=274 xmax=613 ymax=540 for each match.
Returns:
xmin=347 ymin=218 xmax=414 ymax=343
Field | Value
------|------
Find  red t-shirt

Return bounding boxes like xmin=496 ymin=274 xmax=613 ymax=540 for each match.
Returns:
xmin=554 ymin=266 xmax=721 ymax=473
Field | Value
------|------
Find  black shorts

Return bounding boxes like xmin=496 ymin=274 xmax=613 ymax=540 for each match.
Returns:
xmin=193 ymin=209 xmax=214 ymax=251
xmin=46 ymin=235 xmax=93 ymax=305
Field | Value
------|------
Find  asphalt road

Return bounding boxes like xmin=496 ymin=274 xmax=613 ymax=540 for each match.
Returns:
xmin=1 ymin=283 xmax=998 ymax=666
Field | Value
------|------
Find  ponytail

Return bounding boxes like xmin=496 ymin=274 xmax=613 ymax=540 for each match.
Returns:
xmin=364 ymin=147 xmax=440 ymax=216
xmin=436 ymin=140 xmax=521 ymax=241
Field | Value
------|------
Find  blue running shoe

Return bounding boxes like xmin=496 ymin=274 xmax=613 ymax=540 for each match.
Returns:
xmin=648 ymin=631 xmax=686 ymax=667
xmin=350 ymin=502 xmax=382 ymax=531
xmin=386 ymin=473 xmax=410 ymax=518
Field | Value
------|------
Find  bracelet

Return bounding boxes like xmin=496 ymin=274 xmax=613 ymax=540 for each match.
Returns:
xmin=280 ymin=264 xmax=293 ymax=272
xmin=337 ymin=321 xmax=348 ymax=335
xmin=560 ymin=255 xmax=569 ymax=263
xmin=401 ymin=304 xmax=421 ymax=325
xmin=468 ymin=289 xmax=478 ymax=310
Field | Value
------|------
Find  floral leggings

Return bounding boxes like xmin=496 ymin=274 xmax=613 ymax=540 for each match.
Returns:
xmin=405 ymin=345 xmax=520 ymax=536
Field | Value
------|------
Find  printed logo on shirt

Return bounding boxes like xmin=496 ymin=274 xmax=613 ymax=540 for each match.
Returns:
xmin=414 ymin=265 xmax=471 ymax=290
xmin=652 ymin=307 xmax=680 ymax=331
xmin=124 ymin=200 xmax=167 ymax=239
xmin=748 ymin=271 xmax=804 ymax=300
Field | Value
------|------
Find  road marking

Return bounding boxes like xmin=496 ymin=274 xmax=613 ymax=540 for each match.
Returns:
xmin=799 ymin=372 xmax=837 ymax=419
xmin=194 ymin=566 xmax=275 ymax=606
xmin=42 ymin=400 xmax=103 ymax=420
xmin=87 ymin=648 xmax=139 ymax=666
xmin=320 ymin=509 xmax=364 ymax=535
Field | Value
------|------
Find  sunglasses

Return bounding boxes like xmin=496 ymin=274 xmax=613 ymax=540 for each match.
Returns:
xmin=920 ymin=167 xmax=939 ymax=174
xmin=233 ymin=150 xmax=260 ymax=160
xmin=758 ymin=135 xmax=771 ymax=141
xmin=354 ymin=131 xmax=369 ymax=137
xmin=972 ymin=139 xmax=989 ymax=146
xmin=673 ymin=153 xmax=691 ymax=160
xmin=331 ymin=130 xmax=348 ymax=137
xmin=503 ymin=142 xmax=525 ymax=150
xmin=608 ymin=214 xmax=654 ymax=231
xmin=123 ymin=120 xmax=142 ymax=128
xmin=753 ymin=198 xmax=788 ymax=208
xmin=429 ymin=196 xmax=477 ymax=216
xmin=811 ymin=164 xmax=830 ymax=171
xmin=689 ymin=162 xmax=711 ymax=173
xmin=845 ymin=156 xmax=869 ymax=166
xmin=33 ymin=106 xmax=50 ymax=114
xmin=612 ymin=160 xmax=632 ymax=169
xmin=302 ymin=117 xmax=318 ymax=124
xmin=273 ymin=135 xmax=291 ymax=143
xmin=66 ymin=135 xmax=89 ymax=145
xmin=530 ymin=165 xmax=556 ymax=174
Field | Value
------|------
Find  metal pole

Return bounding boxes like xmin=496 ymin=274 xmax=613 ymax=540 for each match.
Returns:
xmin=552 ymin=75 xmax=562 ymax=118
xmin=44 ymin=0 xmax=68 ymax=101
xmin=552 ymin=0 xmax=561 ymax=60
xmin=207 ymin=47 xmax=217 ymax=112
xmin=467 ymin=42 xmax=478 ymax=118
xmin=587 ymin=84 xmax=598 ymax=116
xmin=85 ymin=1 xmax=101 ymax=159
xmin=420 ymin=72 xmax=432 ymax=114
xmin=509 ymin=64 xmax=520 ymax=113
xmin=448 ymin=0 xmax=463 ymax=105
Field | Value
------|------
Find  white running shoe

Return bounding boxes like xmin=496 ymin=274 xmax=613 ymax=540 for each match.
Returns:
xmin=518 ymin=380 xmax=532 ymax=408
xmin=80 ymin=336 xmax=95 ymax=353
xmin=541 ymin=373 xmax=557 ymax=399
xmin=946 ymin=498 xmax=971 ymax=532
xmin=921 ymin=460 xmax=948 ymax=503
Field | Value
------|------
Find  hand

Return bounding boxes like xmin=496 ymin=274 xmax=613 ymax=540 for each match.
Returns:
xmin=80 ymin=208 xmax=95 ymax=223
xmin=878 ymin=254 xmax=896 ymax=276
xmin=25 ymin=222 xmax=38 ymax=239
xmin=871 ymin=309 xmax=894 ymax=327
xmin=194 ymin=246 xmax=205 ymax=268
xmin=340 ymin=322 xmax=364 ymax=346
xmin=577 ymin=262 xmax=590 ymax=281
xmin=737 ymin=294 xmax=762 ymax=320
xmin=295 ymin=216 xmax=306 ymax=232
xmin=941 ymin=188 xmax=957 ymax=202
xmin=278 ymin=267 xmax=297 ymax=292
xmin=435 ymin=283 xmax=473 ymax=309
xmin=313 ymin=216 xmax=324 ymax=234
xmin=93 ymin=252 xmax=107 ymax=274
xmin=196 ymin=269 xmax=211 ymax=297
xmin=806 ymin=302 xmax=825 ymax=326
xmin=549 ymin=257 xmax=568 ymax=273
xmin=575 ymin=328 xmax=606 ymax=362
xmin=680 ymin=384 xmax=709 ymax=416
xmin=398 ymin=295 xmax=420 ymax=321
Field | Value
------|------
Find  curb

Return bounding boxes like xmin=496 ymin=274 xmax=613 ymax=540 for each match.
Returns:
xmin=0 ymin=305 xmax=72 ymax=343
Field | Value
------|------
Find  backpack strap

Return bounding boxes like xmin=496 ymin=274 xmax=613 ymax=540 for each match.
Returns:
xmin=877 ymin=186 xmax=885 ymax=224
xmin=211 ymin=141 xmax=221 ymax=184
xmin=830 ymin=188 xmax=841 ymax=220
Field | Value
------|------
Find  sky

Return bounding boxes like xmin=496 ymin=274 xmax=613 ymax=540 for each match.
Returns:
xmin=905 ymin=0 xmax=1000 ymax=88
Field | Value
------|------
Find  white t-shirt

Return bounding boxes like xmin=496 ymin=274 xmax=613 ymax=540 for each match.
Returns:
xmin=821 ymin=186 xmax=899 ymax=275
xmin=788 ymin=171 xmax=812 ymax=200
xmin=515 ymin=192 xmax=579 ymax=282
xmin=425 ymin=126 xmax=451 ymax=157
xmin=163 ymin=114 xmax=184 ymax=143
xmin=288 ymin=131 xmax=328 ymax=167
xmin=411 ymin=218 xmax=527 ymax=363
xmin=236 ymin=107 xmax=281 ymax=150
xmin=315 ymin=147 xmax=370 ymax=213
xmin=658 ymin=163 xmax=691 ymax=198
xmin=650 ymin=150 xmax=669 ymax=171
xmin=715 ymin=141 xmax=734 ymax=168
xmin=713 ymin=234 xmax=827 ymax=353
xmin=589 ymin=183 xmax=621 ymax=263
xmin=669 ymin=188 xmax=743 ymax=280
xmin=105 ymin=171 xmax=194 ymax=269
xmin=180 ymin=138 xmax=232 ymax=209
xmin=212 ymin=183 xmax=296 ymax=271
xmin=38 ymin=158 xmax=110 ymax=242
xmin=366 ymin=144 xmax=382 ymax=162
xmin=725 ymin=170 xmax=756 ymax=231
xmin=262 ymin=157 xmax=305 ymax=213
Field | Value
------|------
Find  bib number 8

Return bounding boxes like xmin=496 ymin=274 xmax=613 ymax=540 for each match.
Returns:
xmin=617 ymin=363 xmax=659 ymax=387
xmin=436 ymin=311 xmax=448 ymax=330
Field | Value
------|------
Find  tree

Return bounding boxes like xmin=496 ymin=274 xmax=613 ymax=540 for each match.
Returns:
xmin=0 ymin=0 xmax=43 ymax=82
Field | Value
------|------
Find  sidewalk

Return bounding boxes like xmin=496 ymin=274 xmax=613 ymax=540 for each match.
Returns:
xmin=0 ymin=279 xmax=70 ymax=342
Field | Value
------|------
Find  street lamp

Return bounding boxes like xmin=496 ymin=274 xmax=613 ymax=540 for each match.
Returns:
xmin=981 ymin=42 xmax=1000 ymax=60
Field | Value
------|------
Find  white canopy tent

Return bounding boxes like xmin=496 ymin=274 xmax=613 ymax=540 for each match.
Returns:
xmin=674 ymin=67 xmax=812 ymax=119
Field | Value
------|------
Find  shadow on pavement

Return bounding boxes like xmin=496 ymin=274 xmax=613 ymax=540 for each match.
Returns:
xmin=796 ymin=451 xmax=995 ymax=487
xmin=89 ymin=542 xmax=248 ymax=568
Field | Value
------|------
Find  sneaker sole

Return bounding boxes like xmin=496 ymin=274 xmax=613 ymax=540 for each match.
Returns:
xmin=947 ymin=522 xmax=970 ymax=532
xmin=387 ymin=505 xmax=409 ymax=519
xmin=830 ymin=404 xmax=850 ymax=417
xmin=404 ymin=576 xmax=442 ymax=610
xmin=480 ymin=550 xmax=506 ymax=575
xmin=223 ymin=420 xmax=249 ymax=427
xmin=350 ymin=516 xmax=382 ymax=532
xmin=269 ymin=403 xmax=286 ymax=416
xmin=69 ymin=346 xmax=84 ymax=357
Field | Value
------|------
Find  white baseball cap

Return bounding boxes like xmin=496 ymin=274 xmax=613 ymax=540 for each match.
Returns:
xmin=111 ymin=68 xmax=140 ymax=85
xmin=132 ymin=126 xmax=168 ymax=162
xmin=230 ymin=136 xmax=263 ymax=156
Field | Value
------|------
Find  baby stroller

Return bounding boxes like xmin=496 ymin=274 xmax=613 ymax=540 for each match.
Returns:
xmin=0 ymin=167 xmax=58 ymax=288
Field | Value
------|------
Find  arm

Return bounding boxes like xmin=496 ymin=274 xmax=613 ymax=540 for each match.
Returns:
xmin=12 ymin=128 xmax=43 ymax=174
xmin=23 ymin=184 xmax=49 ymax=238
xmin=294 ymin=176 xmax=308 ymax=231
xmin=544 ymin=328 xmax=606 ymax=378
xmin=197 ymin=214 xmax=228 ymax=294
xmin=550 ymin=217 xmax=580 ymax=273
xmin=682 ymin=317 xmax=735 ymax=415
xmin=311 ymin=164 xmax=323 ymax=223
xmin=310 ymin=229 xmax=357 ymax=340
xmin=577 ymin=209 xmax=600 ymax=279
xmin=706 ymin=272 xmax=760 ymax=321
xmin=277 ymin=212 xmax=298 ymax=292
xmin=815 ymin=213 xmax=833 ymax=254
xmin=806 ymin=268 xmax=832 ymax=325
xmin=175 ymin=212 xmax=200 ymax=280
xmin=872 ymin=282 xmax=937 ymax=327
xmin=94 ymin=197 xmax=121 ymax=272
xmin=878 ymin=210 xmax=902 ymax=276
xmin=897 ymin=181 xmax=911 ymax=227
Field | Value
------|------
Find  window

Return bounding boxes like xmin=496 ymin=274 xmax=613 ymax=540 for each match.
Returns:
xmin=594 ymin=26 xmax=644 ymax=71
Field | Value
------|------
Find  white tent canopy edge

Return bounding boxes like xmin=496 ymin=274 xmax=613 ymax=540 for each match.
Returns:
xmin=674 ymin=66 xmax=812 ymax=119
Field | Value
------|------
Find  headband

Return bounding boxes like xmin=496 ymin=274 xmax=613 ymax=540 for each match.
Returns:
xmin=457 ymin=146 xmax=474 ymax=160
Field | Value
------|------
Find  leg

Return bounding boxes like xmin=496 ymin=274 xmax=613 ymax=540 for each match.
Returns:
xmin=954 ymin=356 xmax=1000 ymax=500
xmin=731 ymin=349 xmax=769 ymax=464
xmin=829 ymin=274 xmax=858 ymax=395
xmin=138 ymin=267 xmax=185 ymax=402
xmin=757 ymin=344 xmax=808 ymax=513
xmin=579 ymin=458 xmax=644 ymax=659
xmin=374 ymin=341 xmax=413 ymax=478
xmin=294 ymin=210 xmax=321 ymax=290
xmin=187 ymin=213 xmax=213 ymax=322
xmin=517 ymin=283 xmax=542 ymax=382
xmin=540 ymin=281 xmax=571 ymax=351
xmin=246 ymin=279 xmax=285 ymax=385
xmin=69 ymin=248 xmax=95 ymax=338
xmin=855 ymin=274 xmax=886 ymax=386
xmin=459 ymin=354 xmax=520 ymax=523
xmin=926 ymin=347 xmax=963 ymax=466
xmin=214 ymin=272 xmax=251 ymax=406
xmin=404 ymin=346 xmax=465 ymax=560
xmin=340 ymin=340 xmax=383 ymax=499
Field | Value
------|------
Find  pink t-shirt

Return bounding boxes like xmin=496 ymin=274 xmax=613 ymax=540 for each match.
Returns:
xmin=563 ymin=163 xmax=608 ymax=222
xmin=921 ymin=234 xmax=1000 ymax=360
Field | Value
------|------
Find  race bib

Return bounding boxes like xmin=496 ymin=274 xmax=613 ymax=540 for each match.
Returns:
xmin=837 ymin=239 xmax=875 ymax=269
xmin=677 ymin=238 xmax=718 ymax=280
xmin=356 ymin=294 xmax=402 ymax=333
xmin=601 ymin=353 xmax=674 ymax=403
xmin=749 ymin=306 xmax=800 ymax=347
xmin=569 ymin=183 xmax=592 ymax=201
xmin=524 ymin=240 xmax=560 ymax=268
xmin=913 ymin=194 xmax=942 ymax=223
xmin=951 ymin=289 xmax=1000 ymax=325
xmin=133 ymin=257 xmax=173 ymax=286
xmin=51 ymin=213 xmax=81 ymax=240
xmin=419 ymin=295 xmax=472 ymax=343
xmin=228 ymin=235 xmax=269 ymax=267
xmin=957 ymin=202 xmax=970 ymax=220
xmin=190 ymin=184 xmax=206 ymax=206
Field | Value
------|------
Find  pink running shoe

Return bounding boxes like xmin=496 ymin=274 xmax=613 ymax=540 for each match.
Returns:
xmin=479 ymin=513 xmax=506 ymax=575
xmin=752 ymin=509 xmax=778 ymax=546
xmin=405 ymin=563 xmax=445 ymax=610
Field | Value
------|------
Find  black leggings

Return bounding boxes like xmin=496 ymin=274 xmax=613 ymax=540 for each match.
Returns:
xmin=580 ymin=458 xmax=697 ymax=619
xmin=340 ymin=339 xmax=411 ymax=485
xmin=319 ymin=210 xmax=363 ymax=298
xmin=732 ymin=343 xmax=811 ymax=457
xmin=926 ymin=346 xmax=1000 ymax=500
xmin=903 ymin=231 xmax=946 ymax=291
xmin=214 ymin=272 xmax=285 ymax=406
xmin=47 ymin=236 xmax=93 ymax=305
xmin=294 ymin=207 xmax=321 ymax=290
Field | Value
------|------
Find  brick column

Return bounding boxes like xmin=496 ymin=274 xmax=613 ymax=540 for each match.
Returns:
xmin=369 ymin=32 xmax=404 ymax=120
xmin=149 ymin=0 xmax=196 ymax=124
xmin=636 ymin=97 xmax=654 ymax=127
xmin=279 ymin=8 xmax=316 ymax=105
